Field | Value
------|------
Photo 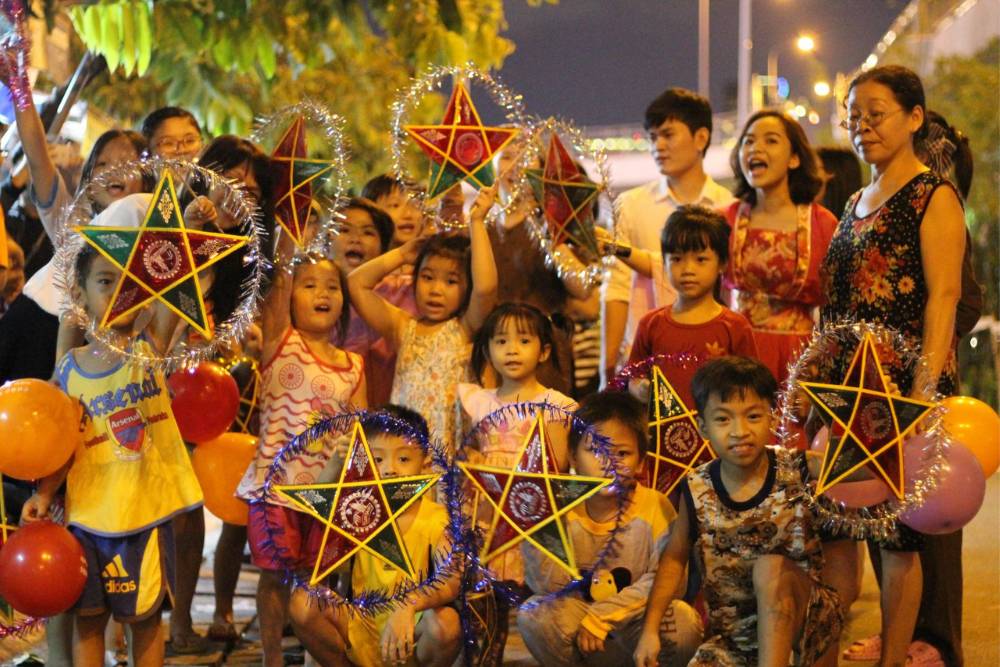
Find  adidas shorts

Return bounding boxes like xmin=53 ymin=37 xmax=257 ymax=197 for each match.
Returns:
xmin=70 ymin=521 xmax=176 ymax=622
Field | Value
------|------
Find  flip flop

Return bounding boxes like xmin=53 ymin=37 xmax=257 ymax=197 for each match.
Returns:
xmin=842 ymin=634 xmax=882 ymax=661
xmin=167 ymin=632 xmax=210 ymax=655
xmin=907 ymin=640 xmax=946 ymax=667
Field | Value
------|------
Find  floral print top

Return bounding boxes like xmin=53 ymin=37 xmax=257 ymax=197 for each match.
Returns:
xmin=725 ymin=201 xmax=838 ymax=335
xmin=820 ymin=171 xmax=958 ymax=394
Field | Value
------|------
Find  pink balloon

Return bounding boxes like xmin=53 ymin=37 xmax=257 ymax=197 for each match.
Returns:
xmin=900 ymin=434 xmax=986 ymax=535
xmin=810 ymin=426 xmax=892 ymax=508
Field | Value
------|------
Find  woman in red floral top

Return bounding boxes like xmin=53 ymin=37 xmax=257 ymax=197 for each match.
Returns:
xmin=723 ymin=110 xmax=838 ymax=386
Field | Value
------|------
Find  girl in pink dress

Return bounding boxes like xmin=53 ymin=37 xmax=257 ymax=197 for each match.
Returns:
xmin=459 ymin=302 xmax=577 ymax=582
xmin=236 ymin=252 xmax=365 ymax=667
xmin=724 ymin=110 xmax=838 ymax=386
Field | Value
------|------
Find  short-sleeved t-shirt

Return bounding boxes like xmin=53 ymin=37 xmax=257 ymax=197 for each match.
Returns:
xmin=628 ymin=306 xmax=758 ymax=410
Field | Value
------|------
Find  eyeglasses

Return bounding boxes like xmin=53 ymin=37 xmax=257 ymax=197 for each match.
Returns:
xmin=154 ymin=135 xmax=202 ymax=155
xmin=839 ymin=108 xmax=903 ymax=132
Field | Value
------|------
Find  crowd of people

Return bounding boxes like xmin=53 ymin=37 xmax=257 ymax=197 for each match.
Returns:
xmin=0 ymin=59 xmax=983 ymax=667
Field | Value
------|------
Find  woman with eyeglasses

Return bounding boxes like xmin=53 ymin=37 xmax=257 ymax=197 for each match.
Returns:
xmin=141 ymin=106 xmax=205 ymax=161
xmin=820 ymin=65 xmax=966 ymax=667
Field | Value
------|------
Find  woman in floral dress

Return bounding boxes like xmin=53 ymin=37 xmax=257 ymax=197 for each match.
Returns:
xmin=724 ymin=110 xmax=837 ymax=386
xmin=821 ymin=65 xmax=966 ymax=667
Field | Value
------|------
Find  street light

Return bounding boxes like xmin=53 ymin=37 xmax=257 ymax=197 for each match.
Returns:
xmin=767 ymin=32 xmax=818 ymax=104
xmin=796 ymin=34 xmax=816 ymax=53
xmin=813 ymin=80 xmax=831 ymax=97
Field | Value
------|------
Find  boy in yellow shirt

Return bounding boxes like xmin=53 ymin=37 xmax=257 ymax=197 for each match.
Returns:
xmin=21 ymin=195 xmax=204 ymax=667
xmin=288 ymin=406 xmax=461 ymax=667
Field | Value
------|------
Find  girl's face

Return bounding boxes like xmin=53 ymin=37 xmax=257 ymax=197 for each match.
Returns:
xmin=488 ymin=317 xmax=550 ymax=383
xmin=846 ymin=80 xmax=923 ymax=167
xmin=91 ymin=137 xmax=143 ymax=209
xmin=414 ymin=254 xmax=465 ymax=322
xmin=213 ymin=161 xmax=262 ymax=230
xmin=291 ymin=260 xmax=343 ymax=334
xmin=376 ymin=188 xmax=423 ymax=246
xmin=334 ymin=207 xmax=382 ymax=270
xmin=739 ymin=116 xmax=799 ymax=192
xmin=150 ymin=117 xmax=203 ymax=161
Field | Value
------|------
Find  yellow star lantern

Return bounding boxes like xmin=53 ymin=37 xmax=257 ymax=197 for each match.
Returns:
xmin=800 ymin=333 xmax=935 ymax=499
xmin=646 ymin=366 xmax=715 ymax=496
xmin=275 ymin=420 xmax=440 ymax=585
xmin=271 ymin=116 xmax=337 ymax=248
xmin=459 ymin=412 xmax=610 ymax=579
xmin=404 ymin=82 xmax=519 ymax=200
xmin=76 ymin=172 xmax=248 ymax=338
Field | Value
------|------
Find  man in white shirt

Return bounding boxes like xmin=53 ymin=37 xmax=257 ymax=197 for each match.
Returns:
xmin=601 ymin=88 xmax=734 ymax=384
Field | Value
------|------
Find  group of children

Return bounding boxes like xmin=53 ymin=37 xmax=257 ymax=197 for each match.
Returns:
xmin=0 ymin=69 xmax=965 ymax=667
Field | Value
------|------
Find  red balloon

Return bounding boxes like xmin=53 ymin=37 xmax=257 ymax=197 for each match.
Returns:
xmin=168 ymin=362 xmax=240 ymax=443
xmin=0 ymin=521 xmax=88 ymax=617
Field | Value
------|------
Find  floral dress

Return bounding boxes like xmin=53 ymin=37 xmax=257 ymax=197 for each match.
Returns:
xmin=820 ymin=171 xmax=958 ymax=396
xmin=724 ymin=201 xmax=837 ymax=384
xmin=390 ymin=317 xmax=472 ymax=455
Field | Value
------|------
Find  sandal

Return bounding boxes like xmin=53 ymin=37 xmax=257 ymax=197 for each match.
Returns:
xmin=842 ymin=634 xmax=882 ymax=661
xmin=208 ymin=620 xmax=240 ymax=642
xmin=907 ymin=640 xmax=946 ymax=667
xmin=167 ymin=632 xmax=210 ymax=655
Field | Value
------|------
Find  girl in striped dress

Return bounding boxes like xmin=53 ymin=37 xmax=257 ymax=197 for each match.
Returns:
xmin=236 ymin=254 xmax=365 ymax=667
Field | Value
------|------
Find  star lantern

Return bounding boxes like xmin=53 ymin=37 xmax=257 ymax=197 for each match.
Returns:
xmin=404 ymin=82 xmax=519 ymax=200
xmin=459 ymin=412 xmax=610 ymax=579
xmin=525 ymin=133 xmax=601 ymax=257
xmin=76 ymin=172 xmax=248 ymax=338
xmin=646 ymin=366 xmax=716 ymax=496
xmin=275 ymin=420 xmax=440 ymax=585
xmin=799 ymin=333 xmax=935 ymax=499
xmin=271 ymin=116 xmax=337 ymax=248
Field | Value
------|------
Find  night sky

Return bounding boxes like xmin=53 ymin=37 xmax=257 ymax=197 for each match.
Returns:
xmin=500 ymin=0 xmax=907 ymax=127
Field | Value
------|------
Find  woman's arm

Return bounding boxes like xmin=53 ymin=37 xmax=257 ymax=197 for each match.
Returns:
xmin=916 ymin=186 xmax=965 ymax=398
xmin=461 ymin=186 xmax=499 ymax=334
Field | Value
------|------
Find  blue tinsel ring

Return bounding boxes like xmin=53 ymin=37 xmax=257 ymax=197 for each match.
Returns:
xmin=256 ymin=409 xmax=466 ymax=615
xmin=0 ymin=614 xmax=45 ymax=640
xmin=454 ymin=401 xmax=627 ymax=617
xmin=607 ymin=351 xmax=704 ymax=393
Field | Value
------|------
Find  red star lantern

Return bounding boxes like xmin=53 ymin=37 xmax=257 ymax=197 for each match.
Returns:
xmin=646 ymin=366 xmax=715 ymax=496
xmin=275 ymin=420 xmax=440 ymax=584
xmin=800 ymin=333 xmax=935 ymax=499
xmin=404 ymin=82 xmax=519 ymax=200
xmin=271 ymin=116 xmax=337 ymax=248
xmin=525 ymin=133 xmax=601 ymax=256
xmin=459 ymin=412 xmax=610 ymax=578
xmin=76 ymin=173 xmax=248 ymax=338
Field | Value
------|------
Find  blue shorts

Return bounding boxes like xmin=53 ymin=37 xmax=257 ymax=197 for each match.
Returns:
xmin=70 ymin=522 xmax=176 ymax=622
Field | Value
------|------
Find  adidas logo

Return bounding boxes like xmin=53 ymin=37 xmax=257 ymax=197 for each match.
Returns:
xmin=102 ymin=555 xmax=137 ymax=594
xmin=102 ymin=554 xmax=129 ymax=578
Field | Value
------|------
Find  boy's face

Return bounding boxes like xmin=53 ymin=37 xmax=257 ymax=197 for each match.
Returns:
xmin=371 ymin=433 xmax=426 ymax=478
xmin=697 ymin=389 xmax=773 ymax=469
xmin=290 ymin=260 xmax=343 ymax=334
xmin=334 ymin=207 xmax=383 ymax=270
xmin=666 ymin=247 xmax=723 ymax=303
xmin=648 ymin=118 xmax=708 ymax=179
xmin=572 ymin=417 xmax=642 ymax=495
xmin=78 ymin=254 xmax=140 ymax=330
xmin=375 ymin=188 xmax=423 ymax=247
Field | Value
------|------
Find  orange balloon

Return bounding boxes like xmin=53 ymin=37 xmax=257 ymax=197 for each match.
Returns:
xmin=941 ymin=396 xmax=1000 ymax=477
xmin=191 ymin=432 xmax=256 ymax=525
xmin=0 ymin=379 xmax=81 ymax=480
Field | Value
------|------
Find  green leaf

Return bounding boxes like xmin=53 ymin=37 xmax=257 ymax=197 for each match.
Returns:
xmin=82 ymin=4 xmax=103 ymax=49
xmin=135 ymin=0 xmax=152 ymax=75
xmin=120 ymin=1 xmax=136 ymax=76
xmin=257 ymin=37 xmax=277 ymax=79
xmin=100 ymin=4 xmax=122 ymax=73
